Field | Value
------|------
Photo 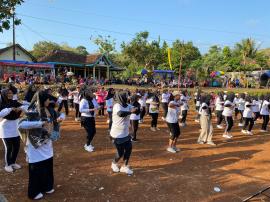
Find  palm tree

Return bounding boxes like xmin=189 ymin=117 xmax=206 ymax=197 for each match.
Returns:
xmin=235 ymin=38 xmax=258 ymax=66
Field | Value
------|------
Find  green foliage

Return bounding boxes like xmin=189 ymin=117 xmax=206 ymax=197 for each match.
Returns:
xmin=31 ymin=41 xmax=88 ymax=59
xmin=0 ymin=0 xmax=24 ymax=33
xmin=93 ymin=35 xmax=116 ymax=54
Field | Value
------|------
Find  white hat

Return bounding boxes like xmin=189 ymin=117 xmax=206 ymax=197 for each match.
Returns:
xmin=173 ymin=91 xmax=179 ymax=96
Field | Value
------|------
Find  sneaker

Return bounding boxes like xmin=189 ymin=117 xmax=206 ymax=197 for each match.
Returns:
xmin=173 ymin=147 xmax=180 ymax=152
xmin=260 ymin=130 xmax=268 ymax=133
xmin=84 ymin=144 xmax=94 ymax=150
xmin=198 ymin=141 xmax=205 ymax=144
xmin=195 ymin=119 xmax=200 ymax=123
xmin=156 ymin=127 xmax=161 ymax=131
xmin=4 ymin=165 xmax=14 ymax=173
xmin=150 ymin=127 xmax=156 ymax=132
xmin=179 ymin=123 xmax=184 ymax=127
xmin=246 ymin=131 xmax=253 ymax=135
xmin=120 ymin=166 xmax=133 ymax=175
xmin=84 ymin=145 xmax=94 ymax=152
xmin=161 ymin=117 xmax=165 ymax=121
xmin=46 ymin=189 xmax=55 ymax=194
xmin=34 ymin=193 xmax=43 ymax=200
xmin=167 ymin=147 xmax=177 ymax=153
xmin=241 ymin=130 xmax=247 ymax=134
xmin=206 ymin=141 xmax=216 ymax=146
xmin=139 ymin=120 xmax=143 ymax=124
xmin=217 ymin=125 xmax=223 ymax=129
xmin=132 ymin=138 xmax=138 ymax=142
xmin=106 ymin=119 xmax=110 ymax=124
xmin=111 ymin=162 xmax=120 ymax=173
xmin=11 ymin=163 xmax=21 ymax=170
xmin=223 ymin=134 xmax=232 ymax=139
xmin=238 ymin=123 xmax=244 ymax=127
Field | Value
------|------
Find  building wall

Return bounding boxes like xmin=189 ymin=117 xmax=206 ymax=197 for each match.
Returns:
xmin=0 ymin=47 xmax=33 ymax=62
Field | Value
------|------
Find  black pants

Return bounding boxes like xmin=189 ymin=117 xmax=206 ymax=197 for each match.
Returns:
xmin=113 ymin=140 xmax=132 ymax=166
xmin=261 ymin=115 xmax=270 ymax=130
xmin=68 ymin=99 xmax=74 ymax=108
xmin=253 ymin=112 xmax=260 ymax=121
xmin=108 ymin=111 xmax=113 ymax=130
xmin=150 ymin=113 xmax=158 ymax=127
xmin=146 ymin=104 xmax=150 ymax=115
xmin=74 ymin=103 xmax=81 ymax=118
xmin=140 ymin=107 xmax=146 ymax=121
xmin=216 ymin=110 xmax=223 ymax=125
xmin=161 ymin=103 xmax=168 ymax=118
xmin=130 ymin=120 xmax=139 ymax=140
xmin=28 ymin=158 xmax=54 ymax=199
xmin=82 ymin=117 xmax=96 ymax=145
xmin=2 ymin=136 xmax=20 ymax=166
xmin=243 ymin=118 xmax=254 ymax=131
xmin=235 ymin=108 xmax=239 ymax=118
xmin=224 ymin=116 xmax=234 ymax=132
xmin=239 ymin=110 xmax=244 ymax=123
xmin=98 ymin=102 xmax=105 ymax=116
xmin=58 ymin=100 xmax=69 ymax=115
xmin=181 ymin=110 xmax=188 ymax=123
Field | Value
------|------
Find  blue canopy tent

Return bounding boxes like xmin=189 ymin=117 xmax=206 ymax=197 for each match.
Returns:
xmin=260 ymin=70 xmax=270 ymax=86
xmin=153 ymin=70 xmax=175 ymax=80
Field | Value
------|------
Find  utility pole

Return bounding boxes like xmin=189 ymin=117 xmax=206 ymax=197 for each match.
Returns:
xmin=11 ymin=8 xmax=16 ymax=61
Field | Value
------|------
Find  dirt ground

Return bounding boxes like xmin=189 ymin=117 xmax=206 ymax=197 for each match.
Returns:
xmin=1 ymin=107 xmax=270 ymax=202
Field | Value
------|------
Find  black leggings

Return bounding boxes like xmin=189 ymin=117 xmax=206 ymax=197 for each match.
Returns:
xmin=82 ymin=117 xmax=96 ymax=145
xmin=113 ymin=140 xmax=132 ymax=166
xmin=243 ymin=118 xmax=254 ymax=131
xmin=98 ymin=102 xmax=105 ymax=116
xmin=161 ymin=103 xmax=168 ymax=118
xmin=130 ymin=120 xmax=139 ymax=140
xmin=150 ymin=113 xmax=158 ymax=127
xmin=28 ymin=158 xmax=54 ymax=199
xmin=146 ymin=104 xmax=150 ymax=115
xmin=108 ymin=111 xmax=113 ymax=130
xmin=140 ymin=107 xmax=146 ymax=120
xmin=74 ymin=103 xmax=81 ymax=118
xmin=224 ymin=116 xmax=234 ymax=132
xmin=239 ymin=110 xmax=244 ymax=123
xmin=216 ymin=110 xmax=223 ymax=125
xmin=58 ymin=100 xmax=69 ymax=115
xmin=235 ymin=108 xmax=239 ymax=118
xmin=181 ymin=110 xmax=188 ymax=123
xmin=261 ymin=115 xmax=270 ymax=130
xmin=69 ymin=99 xmax=74 ymax=108
xmin=253 ymin=112 xmax=260 ymax=122
xmin=2 ymin=136 xmax=20 ymax=166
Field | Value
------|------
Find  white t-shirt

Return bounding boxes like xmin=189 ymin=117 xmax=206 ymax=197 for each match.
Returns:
xmin=79 ymin=98 xmax=99 ymax=117
xmin=215 ymin=97 xmax=224 ymax=111
xmin=18 ymin=120 xmax=53 ymax=163
xmin=130 ymin=110 xmax=140 ymax=120
xmin=166 ymin=101 xmax=179 ymax=123
xmin=149 ymin=98 xmax=159 ymax=113
xmin=180 ymin=95 xmax=189 ymax=111
xmin=110 ymin=103 xmax=131 ymax=139
xmin=199 ymin=103 xmax=209 ymax=116
xmin=252 ymin=100 xmax=260 ymax=113
xmin=138 ymin=97 xmax=146 ymax=107
xmin=222 ymin=100 xmax=233 ymax=117
xmin=233 ymin=97 xmax=239 ymax=109
xmin=161 ymin=93 xmax=170 ymax=103
xmin=243 ymin=102 xmax=253 ymax=118
xmin=106 ymin=98 xmax=114 ymax=112
xmin=260 ymin=100 xmax=270 ymax=115
xmin=238 ymin=98 xmax=245 ymax=111
xmin=73 ymin=91 xmax=80 ymax=104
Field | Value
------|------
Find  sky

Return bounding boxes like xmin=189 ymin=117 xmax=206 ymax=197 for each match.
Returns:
xmin=1 ymin=0 xmax=270 ymax=53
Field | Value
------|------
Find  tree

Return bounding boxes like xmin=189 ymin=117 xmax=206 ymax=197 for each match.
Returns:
xmin=93 ymin=35 xmax=116 ymax=54
xmin=0 ymin=0 xmax=24 ymax=32
xmin=76 ymin=46 xmax=88 ymax=55
xmin=31 ymin=41 xmax=61 ymax=59
xmin=170 ymin=40 xmax=201 ymax=72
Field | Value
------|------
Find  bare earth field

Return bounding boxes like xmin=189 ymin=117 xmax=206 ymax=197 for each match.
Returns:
xmin=1 ymin=108 xmax=270 ymax=202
